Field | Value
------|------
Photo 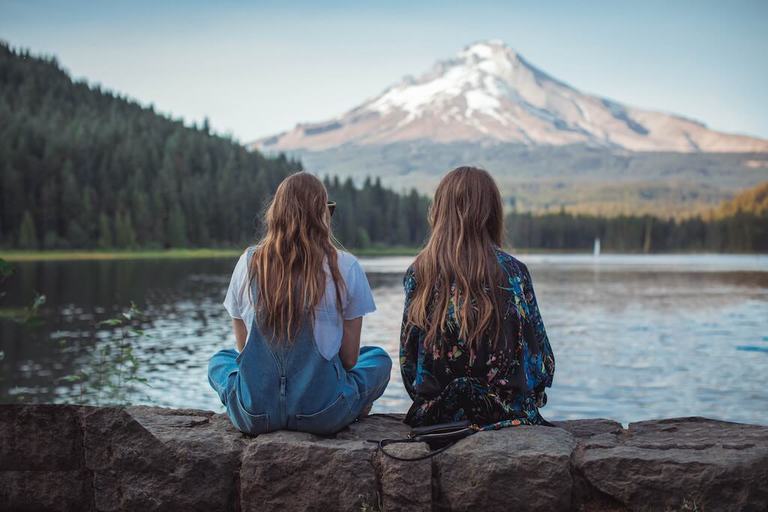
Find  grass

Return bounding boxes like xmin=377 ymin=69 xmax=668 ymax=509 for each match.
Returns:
xmin=351 ymin=246 xmax=421 ymax=257
xmin=4 ymin=246 xmax=736 ymax=262
xmin=0 ymin=248 xmax=242 ymax=262
xmin=0 ymin=246 xmax=423 ymax=262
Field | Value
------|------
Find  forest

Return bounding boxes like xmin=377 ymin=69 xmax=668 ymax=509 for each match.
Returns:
xmin=506 ymin=206 xmax=768 ymax=253
xmin=0 ymin=43 xmax=428 ymax=250
xmin=1 ymin=42 xmax=765 ymax=253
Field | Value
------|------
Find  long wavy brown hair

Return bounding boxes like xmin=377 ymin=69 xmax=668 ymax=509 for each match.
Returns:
xmin=406 ymin=166 xmax=505 ymax=355
xmin=249 ymin=172 xmax=344 ymax=342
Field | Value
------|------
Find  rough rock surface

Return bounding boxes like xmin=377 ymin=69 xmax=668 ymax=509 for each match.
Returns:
xmin=240 ymin=430 xmax=378 ymax=512
xmin=84 ymin=406 xmax=245 ymax=511
xmin=434 ymin=425 xmax=576 ymax=511
xmin=0 ymin=404 xmax=93 ymax=511
xmin=574 ymin=417 xmax=768 ymax=512
xmin=1 ymin=405 xmax=767 ymax=512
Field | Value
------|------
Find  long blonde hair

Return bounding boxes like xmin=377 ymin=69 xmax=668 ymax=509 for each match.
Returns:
xmin=250 ymin=172 xmax=344 ymax=342
xmin=405 ymin=167 xmax=505 ymax=355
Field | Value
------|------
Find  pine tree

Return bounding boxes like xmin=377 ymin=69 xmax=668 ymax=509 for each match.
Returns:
xmin=167 ymin=203 xmax=187 ymax=247
xmin=60 ymin=160 xmax=80 ymax=220
xmin=97 ymin=213 xmax=113 ymax=249
xmin=18 ymin=211 xmax=38 ymax=249
xmin=356 ymin=227 xmax=370 ymax=249
xmin=115 ymin=211 xmax=137 ymax=248
xmin=1 ymin=164 xmax=23 ymax=245
xmin=66 ymin=220 xmax=89 ymax=248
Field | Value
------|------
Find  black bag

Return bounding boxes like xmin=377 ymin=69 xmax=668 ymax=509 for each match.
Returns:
xmin=369 ymin=417 xmax=556 ymax=461
xmin=369 ymin=420 xmax=475 ymax=461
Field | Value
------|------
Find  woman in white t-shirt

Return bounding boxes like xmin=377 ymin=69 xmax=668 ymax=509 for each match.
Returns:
xmin=207 ymin=172 xmax=391 ymax=435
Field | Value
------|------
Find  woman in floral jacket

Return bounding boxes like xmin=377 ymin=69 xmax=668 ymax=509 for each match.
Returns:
xmin=400 ymin=167 xmax=555 ymax=427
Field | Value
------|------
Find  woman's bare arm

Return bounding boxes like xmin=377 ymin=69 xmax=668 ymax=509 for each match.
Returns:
xmin=339 ymin=316 xmax=363 ymax=370
xmin=233 ymin=318 xmax=247 ymax=352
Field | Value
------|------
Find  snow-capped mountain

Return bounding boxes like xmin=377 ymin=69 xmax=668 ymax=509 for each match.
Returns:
xmin=255 ymin=40 xmax=768 ymax=153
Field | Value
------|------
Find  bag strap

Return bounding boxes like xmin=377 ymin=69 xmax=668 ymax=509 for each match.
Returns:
xmin=367 ymin=425 xmax=477 ymax=461
xmin=368 ymin=432 xmax=473 ymax=462
xmin=369 ymin=414 xmax=555 ymax=462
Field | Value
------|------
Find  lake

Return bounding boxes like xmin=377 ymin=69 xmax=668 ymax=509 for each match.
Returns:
xmin=1 ymin=253 xmax=767 ymax=426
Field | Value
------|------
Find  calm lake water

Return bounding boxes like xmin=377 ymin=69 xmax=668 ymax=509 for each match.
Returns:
xmin=1 ymin=254 xmax=767 ymax=426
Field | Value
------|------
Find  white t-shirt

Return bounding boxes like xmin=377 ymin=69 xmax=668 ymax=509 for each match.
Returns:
xmin=223 ymin=248 xmax=376 ymax=360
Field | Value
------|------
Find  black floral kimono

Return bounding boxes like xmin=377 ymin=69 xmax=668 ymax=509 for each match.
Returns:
xmin=399 ymin=249 xmax=555 ymax=428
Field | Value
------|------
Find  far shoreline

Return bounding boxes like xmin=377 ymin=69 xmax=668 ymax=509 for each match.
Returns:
xmin=2 ymin=247 xmax=766 ymax=262
xmin=0 ymin=246 xmax=422 ymax=262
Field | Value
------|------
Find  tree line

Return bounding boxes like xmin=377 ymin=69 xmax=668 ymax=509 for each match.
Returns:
xmin=506 ymin=208 xmax=768 ymax=253
xmin=324 ymin=176 xmax=429 ymax=249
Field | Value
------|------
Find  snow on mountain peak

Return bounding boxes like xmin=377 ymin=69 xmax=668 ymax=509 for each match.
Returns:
xmin=459 ymin=40 xmax=514 ymax=61
xmin=255 ymin=41 xmax=768 ymax=153
xmin=366 ymin=40 xmax=519 ymax=122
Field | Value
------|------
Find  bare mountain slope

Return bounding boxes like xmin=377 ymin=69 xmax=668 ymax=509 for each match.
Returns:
xmin=255 ymin=40 xmax=768 ymax=154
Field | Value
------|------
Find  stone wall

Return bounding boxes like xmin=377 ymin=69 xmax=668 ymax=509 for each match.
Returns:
xmin=1 ymin=405 xmax=766 ymax=511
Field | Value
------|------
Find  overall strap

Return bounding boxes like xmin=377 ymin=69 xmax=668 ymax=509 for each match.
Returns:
xmin=242 ymin=245 xmax=297 ymax=358
xmin=370 ymin=416 xmax=556 ymax=461
xmin=245 ymin=245 xmax=258 ymax=304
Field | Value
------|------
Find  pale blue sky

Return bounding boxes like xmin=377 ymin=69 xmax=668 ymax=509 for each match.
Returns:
xmin=2 ymin=0 xmax=767 ymax=142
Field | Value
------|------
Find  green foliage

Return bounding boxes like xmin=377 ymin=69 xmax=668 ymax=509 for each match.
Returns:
xmin=166 ymin=203 xmax=187 ymax=247
xmin=114 ymin=211 xmax=137 ymax=248
xmin=292 ymin=141 xmax=768 ymax=216
xmin=0 ymin=291 xmax=46 ymax=327
xmin=0 ymin=43 xmax=430 ymax=250
xmin=506 ymin=210 xmax=768 ymax=253
xmin=59 ymin=302 xmax=150 ymax=405
xmin=0 ymin=258 xmax=11 ymax=279
xmin=324 ymin=176 xmax=430 ymax=249
xmin=22 ymin=292 xmax=46 ymax=327
xmin=715 ymin=181 xmax=768 ymax=217
xmin=0 ymin=257 xmax=46 ymax=328
xmin=18 ymin=211 xmax=37 ymax=249
xmin=0 ymin=257 xmax=10 ymax=302
xmin=0 ymin=42 xmax=298 ymax=249
xmin=97 ymin=213 xmax=113 ymax=249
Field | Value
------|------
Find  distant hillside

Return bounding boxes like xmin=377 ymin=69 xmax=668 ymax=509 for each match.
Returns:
xmin=715 ymin=181 xmax=768 ymax=217
xmin=503 ymin=176 xmax=768 ymax=253
xmin=284 ymin=142 xmax=768 ymax=216
xmin=0 ymin=42 xmax=427 ymax=249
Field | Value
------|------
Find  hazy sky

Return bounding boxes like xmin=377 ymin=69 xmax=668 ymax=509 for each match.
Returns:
xmin=2 ymin=0 xmax=767 ymax=143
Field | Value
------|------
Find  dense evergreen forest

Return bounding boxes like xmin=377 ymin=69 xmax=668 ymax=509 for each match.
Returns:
xmin=0 ymin=42 xmax=765 ymax=253
xmin=506 ymin=182 xmax=768 ymax=253
xmin=506 ymin=206 xmax=768 ymax=253
xmin=0 ymin=43 xmax=428 ymax=250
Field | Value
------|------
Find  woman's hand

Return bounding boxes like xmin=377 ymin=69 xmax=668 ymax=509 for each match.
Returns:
xmin=339 ymin=316 xmax=363 ymax=370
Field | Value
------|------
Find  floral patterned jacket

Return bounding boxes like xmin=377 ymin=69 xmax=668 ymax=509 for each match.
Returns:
xmin=399 ymin=248 xmax=555 ymax=427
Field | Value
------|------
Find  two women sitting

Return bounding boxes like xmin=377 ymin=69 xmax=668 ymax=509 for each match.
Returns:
xmin=208 ymin=166 xmax=555 ymax=435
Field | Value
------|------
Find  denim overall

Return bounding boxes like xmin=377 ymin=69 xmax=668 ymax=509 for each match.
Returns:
xmin=208 ymin=271 xmax=391 ymax=435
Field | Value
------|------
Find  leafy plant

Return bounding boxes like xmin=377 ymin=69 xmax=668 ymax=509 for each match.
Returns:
xmin=0 ymin=258 xmax=46 ymax=326
xmin=0 ymin=258 xmax=11 ymax=302
xmin=60 ymin=302 xmax=150 ymax=405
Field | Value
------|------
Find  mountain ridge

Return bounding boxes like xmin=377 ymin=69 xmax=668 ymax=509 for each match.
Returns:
xmin=253 ymin=40 xmax=768 ymax=154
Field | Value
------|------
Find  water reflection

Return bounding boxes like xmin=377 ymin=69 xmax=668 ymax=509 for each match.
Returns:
xmin=1 ymin=254 xmax=766 ymax=425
